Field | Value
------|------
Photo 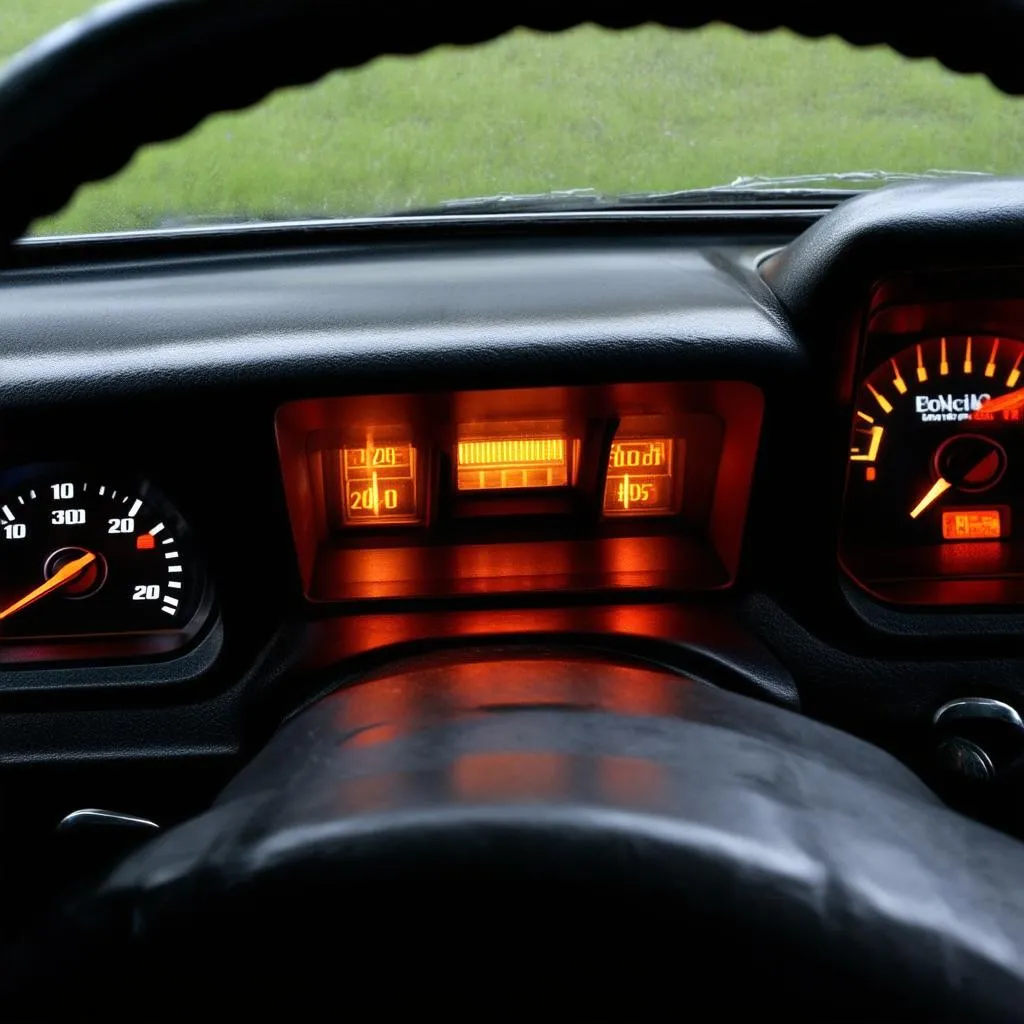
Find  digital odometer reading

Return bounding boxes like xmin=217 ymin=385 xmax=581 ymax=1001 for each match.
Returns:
xmin=0 ymin=471 xmax=204 ymax=640
xmin=603 ymin=438 xmax=679 ymax=516
xmin=941 ymin=508 xmax=1005 ymax=540
xmin=340 ymin=440 xmax=420 ymax=525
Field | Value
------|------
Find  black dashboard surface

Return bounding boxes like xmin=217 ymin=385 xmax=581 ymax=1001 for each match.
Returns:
xmin=0 ymin=233 xmax=795 ymax=402
xmin=1 ymin=189 xmax=1024 ymax=841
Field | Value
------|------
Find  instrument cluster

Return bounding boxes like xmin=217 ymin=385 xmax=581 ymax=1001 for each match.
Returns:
xmin=276 ymin=381 xmax=764 ymax=602
xmin=841 ymin=275 xmax=1024 ymax=606
xmin=0 ymin=464 xmax=211 ymax=665
xmin=12 ymin=279 xmax=1024 ymax=676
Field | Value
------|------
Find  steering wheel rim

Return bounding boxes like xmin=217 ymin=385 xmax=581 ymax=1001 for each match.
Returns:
xmin=5 ymin=6 xmax=1024 ymax=1017
xmin=5 ymin=650 xmax=1024 ymax=1018
xmin=3 ymin=0 xmax=1024 ymax=244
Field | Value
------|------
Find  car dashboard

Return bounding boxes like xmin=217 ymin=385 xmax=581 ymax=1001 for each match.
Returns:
xmin=4 ymin=179 xmax=1024 ymax=884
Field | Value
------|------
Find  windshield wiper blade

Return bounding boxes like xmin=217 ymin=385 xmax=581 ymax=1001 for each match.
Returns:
xmin=400 ymin=186 xmax=842 ymax=216
xmin=401 ymin=170 xmax=996 ymax=217
xmin=718 ymin=169 xmax=994 ymax=190
xmin=401 ymin=189 xmax=620 ymax=215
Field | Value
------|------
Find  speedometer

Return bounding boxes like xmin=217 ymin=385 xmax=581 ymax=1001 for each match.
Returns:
xmin=0 ymin=466 xmax=208 ymax=658
xmin=840 ymin=335 xmax=1024 ymax=604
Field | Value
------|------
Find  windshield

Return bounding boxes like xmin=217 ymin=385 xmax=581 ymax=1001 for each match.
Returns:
xmin=8 ymin=3 xmax=1024 ymax=235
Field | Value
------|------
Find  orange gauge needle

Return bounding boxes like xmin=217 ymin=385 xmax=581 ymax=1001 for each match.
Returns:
xmin=909 ymin=477 xmax=952 ymax=520
xmin=971 ymin=388 xmax=1024 ymax=418
xmin=0 ymin=551 xmax=96 ymax=622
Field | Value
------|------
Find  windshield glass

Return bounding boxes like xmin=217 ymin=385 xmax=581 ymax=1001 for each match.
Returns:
xmin=8 ymin=2 xmax=1024 ymax=235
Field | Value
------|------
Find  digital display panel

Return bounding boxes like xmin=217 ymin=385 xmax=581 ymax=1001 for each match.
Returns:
xmin=341 ymin=441 xmax=420 ymax=525
xmin=941 ymin=509 xmax=1003 ymax=540
xmin=603 ymin=438 xmax=678 ymax=516
xmin=456 ymin=436 xmax=571 ymax=491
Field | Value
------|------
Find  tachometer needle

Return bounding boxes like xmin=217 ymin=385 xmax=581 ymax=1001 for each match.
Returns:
xmin=0 ymin=551 xmax=96 ymax=621
xmin=971 ymin=387 xmax=1024 ymax=417
xmin=909 ymin=477 xmax=952 ymax=520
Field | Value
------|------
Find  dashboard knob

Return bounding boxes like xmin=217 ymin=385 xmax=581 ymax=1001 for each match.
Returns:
xmin=934 ymin=697 xmax=1024 ymax=733
xmin=54 ymin=808 xmax=161 ymax=882
xmin=932 ymin=697 xmax=1024 ymax=786
xmin=934 ymin=736 xmax=995 ymax=783
xmin=56 ymin=808 xmax=159 ymax=836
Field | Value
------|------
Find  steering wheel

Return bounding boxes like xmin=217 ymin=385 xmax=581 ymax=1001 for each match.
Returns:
xmin=3 ymin=3 xmax=1024 ymax=1018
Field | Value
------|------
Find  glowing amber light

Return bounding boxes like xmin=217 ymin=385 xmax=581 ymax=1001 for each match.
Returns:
xmin=941 ymin=509 xmax=1002 ymax=541
xmin=604 ymin=438 xmax=676 ymax=516
xmin=456 ymin=436 xmax=570 ymax=490
xmin=341 ymin=439 xmax=419 ymax=525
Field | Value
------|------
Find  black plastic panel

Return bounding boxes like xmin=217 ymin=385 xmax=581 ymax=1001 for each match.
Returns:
xmin=0 ymin=239 xmax=795 ymax=406
xmin=0 ymin=194 xmax=1021 ymax=801
xmin=0 ymin=228 xmax=797 ymax=764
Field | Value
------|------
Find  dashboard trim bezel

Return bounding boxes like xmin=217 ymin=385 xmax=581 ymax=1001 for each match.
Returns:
xmin=0 ymin=613 xmax=223 ymax=694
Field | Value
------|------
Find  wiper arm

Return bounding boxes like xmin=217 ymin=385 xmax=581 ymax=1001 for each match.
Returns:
xmin=401 ymin=170 xmax=996 ymax=217
xmin=719 ymin=169 xmax=994 ymax=190
xmin=401 ymin=186 xmax=845 ymax=216
xmin=402 ymin=188 xmax=619 ymax=215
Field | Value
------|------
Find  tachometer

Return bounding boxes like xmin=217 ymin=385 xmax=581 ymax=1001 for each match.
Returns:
xmin=840 ymin=335 xmax=1024 ymax=603
xmin=0 ymin=466 xmax=208 ymax=658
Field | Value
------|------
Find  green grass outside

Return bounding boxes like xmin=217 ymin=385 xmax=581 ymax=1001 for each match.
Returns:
xmin=4 ymin=2 xmax=1024 ymax=234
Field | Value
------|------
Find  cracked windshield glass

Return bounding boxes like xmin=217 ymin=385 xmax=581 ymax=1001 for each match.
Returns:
xmin=7 ymin=2 xmax=1024 ymax=234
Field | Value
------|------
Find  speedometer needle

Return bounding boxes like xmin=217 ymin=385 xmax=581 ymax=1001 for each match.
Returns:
xmin=0 ymin=551 xmax=96 ymax=621
xmin=909 ymin=477 xmax=952 ymax=520
xmin=970 ymin=387 xmax=1024 ymax=417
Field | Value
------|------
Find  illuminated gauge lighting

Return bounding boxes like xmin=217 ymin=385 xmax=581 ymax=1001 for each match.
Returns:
xmin=603 ymin=438 xmax=678 ymax=516
xmin=941 ymin=509 xmax=1004 ymax=540
xmin=456 ymin=434 xmax=572 ymax=491
xmin=340 ymin=439 xmax=420 ymax=525
xmin=0 ymin=469 xmax=206 ymax=643
xmin=840 ymin=334 xmax=1024 ymax=600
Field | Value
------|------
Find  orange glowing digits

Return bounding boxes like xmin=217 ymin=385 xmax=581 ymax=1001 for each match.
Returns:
xmin=942 ymin=509 xmax=1002 ymax=540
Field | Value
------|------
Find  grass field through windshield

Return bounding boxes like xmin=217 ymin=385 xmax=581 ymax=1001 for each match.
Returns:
xmin=5 ymin=2 xmax=1024 ymax=234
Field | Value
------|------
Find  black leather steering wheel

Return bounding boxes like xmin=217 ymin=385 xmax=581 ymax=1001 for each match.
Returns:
xmin=4 ymin=3 xmax=1024 ymax=1018
xmin=9 ymin=650 xmax=1024 ymax=1018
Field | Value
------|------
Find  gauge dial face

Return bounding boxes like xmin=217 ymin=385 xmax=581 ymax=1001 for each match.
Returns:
xmin=841 ymin=335 xmax=1024 ymax=595
xmin=0 ymin=469 xmax=206 ymax=647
